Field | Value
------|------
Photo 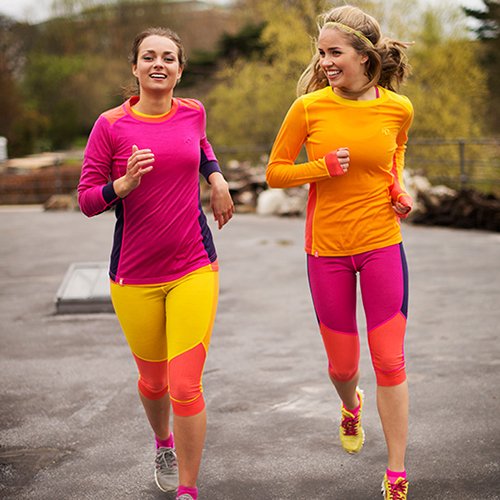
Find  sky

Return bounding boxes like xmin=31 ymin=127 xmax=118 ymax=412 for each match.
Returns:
xmin=0 ymin=0 xmax=487 ymax=23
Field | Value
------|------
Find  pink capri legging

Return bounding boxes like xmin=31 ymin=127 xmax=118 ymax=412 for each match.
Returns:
xmin=307 ymin=243 xmax=409 ymax=387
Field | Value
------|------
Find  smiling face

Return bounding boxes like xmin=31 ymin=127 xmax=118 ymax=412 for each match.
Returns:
xmin=317 ymin=27 xmax=369 ymax=94
xmin=132 ymin=35 xmax=183 ymax=96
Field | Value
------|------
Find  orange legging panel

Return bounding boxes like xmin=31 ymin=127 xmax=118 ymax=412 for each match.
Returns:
xmin=110 ymin=263 xmax=219 ymax=416
xmin=368 ymin=312 xmax=407 ymax=386
xmin=320 ymin=323 xmax=360 ymax=382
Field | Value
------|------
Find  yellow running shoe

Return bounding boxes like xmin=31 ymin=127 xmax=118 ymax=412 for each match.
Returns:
xmin=381 ymin=473 xmax=409 ymax=500
xmin=339 ymin=387 xmax=365 ymax=454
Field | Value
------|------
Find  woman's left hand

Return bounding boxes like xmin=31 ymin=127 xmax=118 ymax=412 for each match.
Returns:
xmin=208 ymin=172 xmax=234 ymax=229
xmin=392 ymin=201 xmax=411 ymax=218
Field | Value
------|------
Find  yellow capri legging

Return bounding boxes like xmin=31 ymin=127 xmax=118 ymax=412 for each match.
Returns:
xmin=110 ymin=263 xmax=219 ymax=416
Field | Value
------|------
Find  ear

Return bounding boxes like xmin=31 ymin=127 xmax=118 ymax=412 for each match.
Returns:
xmin=132 ymin=65 xmax=138 ymax=78
xmin=360 ymin=54 xmax=369 ymax=65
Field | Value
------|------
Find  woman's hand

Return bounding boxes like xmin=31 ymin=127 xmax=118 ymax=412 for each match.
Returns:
xmin=325 ymin=147 xmax=350 ymax=176
xmin=208 ymin=172 xmax=234 ymax=229
xmin=392 ymin=193 xmax=413 ymax=219
xmin=113 ymin=145 xmax=154 ymax=198
xmin=336 ymin=147 xmax=350 ymax=173
xmin=392 ymin=201 xmax=411 ymax=218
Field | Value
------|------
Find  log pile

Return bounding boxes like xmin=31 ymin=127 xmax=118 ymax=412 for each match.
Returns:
xmin=202 ymin=158 xmax=308 ymax=217
xmin=410 ymin=184 xmax=500 ymax=232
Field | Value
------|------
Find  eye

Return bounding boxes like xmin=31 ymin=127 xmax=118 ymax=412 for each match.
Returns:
xmin=143 ymin=55 xmax=153 ymax=61
xmin=164 ymin=57 xmax=176 ymax=63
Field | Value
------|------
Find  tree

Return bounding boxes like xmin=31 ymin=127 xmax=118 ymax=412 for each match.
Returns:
xmin=206 ymin=0 xmax=489 ymax=156
xmin=7 ymin=0 xmax=241 ymax=154
xmin=0 ymin=15 xmax=39 ymax=156
xmin=0 ymin=15 xmax=22 ymax=139
xmin=403 ymin=7 xmax=487 ymax=139
xmin=463 ymin=0 xmax=500 ymax=133
xmin=206 ymin=0 xmax=329 ymax=152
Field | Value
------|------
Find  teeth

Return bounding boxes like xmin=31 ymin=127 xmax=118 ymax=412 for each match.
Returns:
xmin=150 ymin=74 xmax=166 ymax=78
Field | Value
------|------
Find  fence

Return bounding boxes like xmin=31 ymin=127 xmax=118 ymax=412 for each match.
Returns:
xmin=0 ymin=138 xmax=499 ymax=205
xmin=406 ymin=138 xmax=500 ymax=193
xmin=0 ymin=160 xmax=82 ymax=205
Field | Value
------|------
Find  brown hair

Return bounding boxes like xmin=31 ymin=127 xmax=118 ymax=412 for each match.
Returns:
xmin=125 ymin=27 xmax=187 ymax=97
xmin=129 ymin=27 xmax=187 ymax=67
xmin=297 ymin=5 xmax=411 ymax=97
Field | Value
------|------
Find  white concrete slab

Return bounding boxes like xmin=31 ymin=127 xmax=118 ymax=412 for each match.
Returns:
xmin=55 ymin=262 xmax=113 ymax=314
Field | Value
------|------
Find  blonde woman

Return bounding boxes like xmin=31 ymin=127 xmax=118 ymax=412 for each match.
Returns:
xmin=267 ymin=6 xmax=413 ymax=499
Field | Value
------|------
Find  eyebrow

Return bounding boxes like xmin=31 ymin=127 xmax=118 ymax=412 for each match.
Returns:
xmin=141 ymin=49 xmax=176 ymax=55
xmin=318 ymin=45 xmax=342 ymax=50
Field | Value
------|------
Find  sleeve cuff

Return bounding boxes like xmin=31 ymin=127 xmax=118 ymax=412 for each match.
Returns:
xmin=201 ymin=161 xmax=222 ymax=182
xmin=102 ymin=182 xmax=119 ymax=204
xmin=396 ymin=192 xmax=413 ymax=209
xmin=325 ymin=151 xmax=345 ymax=176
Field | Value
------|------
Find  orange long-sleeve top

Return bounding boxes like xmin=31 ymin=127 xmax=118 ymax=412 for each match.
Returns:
xmin=266 ymin=85 xmax=414 ymax=257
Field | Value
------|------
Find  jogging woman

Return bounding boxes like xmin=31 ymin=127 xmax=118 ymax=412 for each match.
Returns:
xmin=267 ymin=6 xmax=413 ymax=499
xmin=78 ymin=27 xmax=233 ymax=500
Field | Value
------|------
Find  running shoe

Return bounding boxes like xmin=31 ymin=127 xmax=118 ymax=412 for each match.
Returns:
xmin=154 ymin=446 xmax=178 ymax=492
xmin=381 ymin=473 xmax=409 ymax=500
xmin=176 ymin=495 xmax=194 ymax=500
xmin=339 ymin=387 xmax=365 ymax=454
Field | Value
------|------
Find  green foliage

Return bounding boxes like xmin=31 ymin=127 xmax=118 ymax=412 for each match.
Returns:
xmin=206 ymin=0 xmax=491 ymax=155
xmin=16 ymin=51 xmax=127 ymax=150
xmin=400 ymin=6 xmax=489 ymax=181
xmin=208 ymin=60 xmax=298 ymax=151
xmin=464 ymin=0 xmax=499 ymax=40
xmin=463 ymin=0 xmax=500 ymax=133
xmin=403 ymin=26 xmax=487 ymax=138
xmin=218 ymin=22 xmax=267 ymax=63
xmin=1 ymin=0 xmax=497 ymax=168
xmin=206 ymin=0 xmax=327 ymax=152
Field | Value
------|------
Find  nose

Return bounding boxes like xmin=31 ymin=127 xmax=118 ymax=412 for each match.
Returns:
xmin=320 ymin=55 xmax=333 ymax=68
xmin=153 ymin=57 xmax=165 ymax=68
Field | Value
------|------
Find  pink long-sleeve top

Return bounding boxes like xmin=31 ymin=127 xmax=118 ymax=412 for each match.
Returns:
xmin=78 ymin=96 xmax=221 ymax=285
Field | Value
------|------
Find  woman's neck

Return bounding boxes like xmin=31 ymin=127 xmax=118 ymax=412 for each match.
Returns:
xmin=132 ymin=92 xmax=173 ymax=115
xmin=333 ymin=85 xmax=378 ymax=101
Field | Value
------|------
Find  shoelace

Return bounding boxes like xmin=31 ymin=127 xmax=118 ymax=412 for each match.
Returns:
xmin=387 ymin=478 xmax=408 ymax=500
xmin=155 ymin=447 xmax=177 ymax=470
xmin=341 ymin=410 xmax=360 ymax=436
xmin=176 ymin=495 xmax=193 ymax=500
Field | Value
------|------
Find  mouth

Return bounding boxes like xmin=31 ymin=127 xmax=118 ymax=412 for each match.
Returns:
xmin=149 ymin=73 xmax=167 ymax=80
xmin=325 ymin=69 xmax=341 ymax=79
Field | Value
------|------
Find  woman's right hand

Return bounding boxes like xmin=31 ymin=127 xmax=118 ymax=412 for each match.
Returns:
xmin=113 ymin=145 xmax=155 ymax=198
xmin=325 ymin=147 xmax=350 ymax=176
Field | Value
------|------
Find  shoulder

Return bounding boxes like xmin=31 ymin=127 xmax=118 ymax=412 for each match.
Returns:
xmin=100 ymin=102 xmax=128 ymax=126
xmin=175 ymin=98 xmax=207 ymax=127
xmin=176 ymin=97 xmax=204 ymax=112
xmin=299 ymin=86 xmax=331 ymax=108
xmin=383 ymin=88 xmax=413 ymax=116
xmin=285 ymin=88 xmax=328 ymax=117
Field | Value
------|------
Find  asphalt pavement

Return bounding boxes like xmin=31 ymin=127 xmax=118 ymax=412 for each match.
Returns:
xmin=0 ymin=208 xmax=499 ymax=500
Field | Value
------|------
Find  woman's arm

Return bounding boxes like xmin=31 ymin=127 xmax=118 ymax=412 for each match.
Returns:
xmin=266 ymin=98 xmax=347 ymax=188
xmin=198 ymin=101 xmax=234 ymax=229
xmin=78 ymin=117 xmax=120 ymax=217
xmin=390 ymin=103 xmax=414 ymax=219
